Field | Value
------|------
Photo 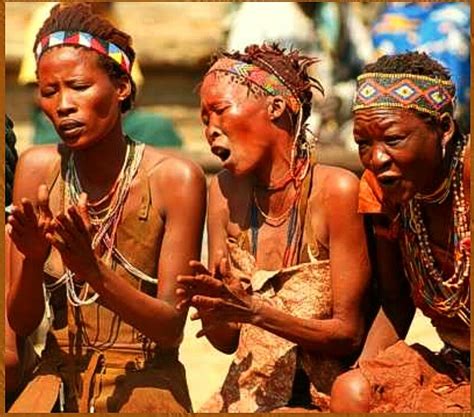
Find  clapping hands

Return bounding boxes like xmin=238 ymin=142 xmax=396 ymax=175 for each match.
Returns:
xmin=7 ymin=185 xmax=102 ymax=284
xmin=176 ymin=253 xmax=258 ymax=337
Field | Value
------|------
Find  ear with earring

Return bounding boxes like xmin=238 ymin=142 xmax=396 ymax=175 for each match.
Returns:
xmin=439 ymin=112 xmax=454 ymax=160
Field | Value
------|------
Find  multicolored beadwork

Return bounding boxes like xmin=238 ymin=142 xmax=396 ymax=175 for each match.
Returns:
xmin=353 ymin=72 xmax=455 ymax=117
xmin=35 ymin=30 xmax=131 ymax=74
xmin=400 ymin=134 xmax=470 ymax=327
xmin=206 ymin=58 xmax=301 ymax=113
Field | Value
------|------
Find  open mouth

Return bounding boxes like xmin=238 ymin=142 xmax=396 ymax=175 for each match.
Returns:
xmin=377 ymin=176 xmax=401 ymax=188
xmin=211 ymin=145 xmax=231 ymax=162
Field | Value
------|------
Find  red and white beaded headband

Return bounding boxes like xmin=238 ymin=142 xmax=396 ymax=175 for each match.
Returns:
xmin=35 ymin=30 xmax=132 ymax=74
xmin=353 ymin=72 xmax=455 ymax=117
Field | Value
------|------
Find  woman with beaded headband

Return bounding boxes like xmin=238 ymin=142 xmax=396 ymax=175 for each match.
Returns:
xmin=6 ymin=3 xmax=206 ymax=412
xmin=176 ymin=43 xmax=372 ymax=412
xmin=330 ymin=51 xmax=470 ymax=413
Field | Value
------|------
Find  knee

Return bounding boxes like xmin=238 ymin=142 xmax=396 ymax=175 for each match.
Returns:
xmin=330 ymin=369 xmax=370 ymax=413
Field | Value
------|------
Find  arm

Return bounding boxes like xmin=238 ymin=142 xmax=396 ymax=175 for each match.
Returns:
xmin=358 ymin=218 xmax=415 ymax=361
xmin=185 ymin=170 xmax=371 ymax=357
xmin=200 ymin=174 xmax=241 ymax=354
xmin=5 ymin=229 xmax=22 ymax=394
xmin=247 ymin=171 xmax=371 ymax=356
xmin=7 ymin=147 xmax=57 ymax=336
xmin=51 ymin=158 xmax=207 ymax=348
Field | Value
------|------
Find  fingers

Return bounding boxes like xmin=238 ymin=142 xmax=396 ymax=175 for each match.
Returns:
xmin=7 ymin=213 xmax=25 ymax=234
xmin=45 ymin=232 xmax=69 ymax=253
xmin=37 ymin=184 xmax=53 ymax=219
xmin=67 ymin=206 xmax=90 ymax=238
xmin=21 ymin=199 xmax=37 ymax=226
xmin=175 ymin=287 xmax=191 ymax=312
xmin=212 ymin=249 xmax=225 ymax=276
xmin=177 ymin=274 xmax=223 ymax=295
xmin=190 ymin=294 xmax=222 ymax=310
xmin=54 ymin=213 xmax=80 ymax=246
xmin=189 ymin=260 xmax=210 ymax=275
xmin=219 ymin=256 xmax=229 ymax=278
xmin=76 ymin=193 xmax=91 ymax=231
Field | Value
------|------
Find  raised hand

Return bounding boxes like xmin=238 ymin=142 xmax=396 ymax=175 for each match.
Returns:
xmin=46 ymin=193 xmax=102 ymax=284
xmin=176 ymin=255 xmax=257 ymax=332
xmin=6 ymin=184 xmax=53 ymax=262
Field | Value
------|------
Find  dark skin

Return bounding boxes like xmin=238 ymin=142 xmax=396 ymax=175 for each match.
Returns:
xmin=330 ymin=107 xmax=469 ymax=412
xmin=176 ymin=72 xmax=371 ymax=358
xmin=7 ymin=46 xmax=206 ymax=348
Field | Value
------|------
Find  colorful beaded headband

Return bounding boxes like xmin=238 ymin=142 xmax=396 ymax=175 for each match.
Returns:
xmin=353 ymin=72 xmax=455 ymax=117
xmin=35 ymin=31 xmax=132 ymax=74
xmin=206 ymin=57 xmax=301 ymax=113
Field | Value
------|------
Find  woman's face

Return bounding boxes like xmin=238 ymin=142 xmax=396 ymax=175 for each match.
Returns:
xmin=37 ymin=46 xmax=126 ymax=149
xmin=200 ymin=73 xmax=273 ymax=176
xmin=354 ymin=108 xmax=443 ymax=204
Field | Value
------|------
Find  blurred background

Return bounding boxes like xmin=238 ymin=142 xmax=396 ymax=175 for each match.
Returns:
xmin=5 ymin=1 xmax=471 ymax=410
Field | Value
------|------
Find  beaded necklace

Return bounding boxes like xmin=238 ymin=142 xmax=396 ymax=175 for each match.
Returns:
xmin=400 ymin=134 xmax=470 ymax=326
xmin=45 ymin=137 xmax=149 ymax=306
xmin=250 ymin=154 xmax=313 ymax=267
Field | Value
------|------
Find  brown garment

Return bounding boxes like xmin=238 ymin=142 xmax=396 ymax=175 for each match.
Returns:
xmin=200 ymin=169 xmax=345 ymax=412
xmin=359 ymin=341 xmax=470 ymax=412
xmin=11 ymin=151 xmax=192 ymax=413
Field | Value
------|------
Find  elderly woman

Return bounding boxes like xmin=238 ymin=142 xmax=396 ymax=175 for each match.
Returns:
xmin=6 ymin=3 xmax=206 ymax=412
xmin=176 ymin=44 xmax=372 ymax=412
xmin=330 ymin=52 xmax=470 ymax=413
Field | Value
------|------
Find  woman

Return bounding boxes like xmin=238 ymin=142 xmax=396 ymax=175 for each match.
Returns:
xmin=6 ymin=3 xmax=206 ymax=412
xmin=176 ymin=44 xmax=372 ymax=412
xmin=330 ymin=52 xmax=470 ymax=412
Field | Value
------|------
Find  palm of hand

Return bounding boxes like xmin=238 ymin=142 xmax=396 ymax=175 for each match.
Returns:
xmin=8 ymin=197 xmax=53 ymax=262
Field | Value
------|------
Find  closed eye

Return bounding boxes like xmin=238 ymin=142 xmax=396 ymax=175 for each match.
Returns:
xmin=213 ymin=105 xmax=229 ymax=115
xmin=385 ymin=136 xmax=405 ymax=146
xmin=40 ymin=88 xmax=56 ymax=98
xmin=72 ymin=84 xmax=91 ymax=91
xmin=354 ymin=137 xmax=370 ymax=150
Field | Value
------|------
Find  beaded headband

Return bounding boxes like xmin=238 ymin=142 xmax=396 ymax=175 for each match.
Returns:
xmin=353 ymin=72 xmax=455 ymax=117
xmin=35 ymin=31 xmax=132 ymax=74
xmin=206 ymin=57 xmax=301 ymax=113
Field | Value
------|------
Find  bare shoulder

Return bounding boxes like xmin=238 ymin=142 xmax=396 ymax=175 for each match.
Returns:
xmin=313 ymin=164 xmax=360 ymax=200
xmin=16 ymin=144 xmax=59 ymax=173
xmin=142 ymin=146 xmax=206 ymax=188
xmin=13 ymin=145 xmax=61 ymax=202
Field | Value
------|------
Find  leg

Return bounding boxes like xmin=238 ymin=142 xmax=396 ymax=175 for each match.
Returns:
xmin=330 ymin=368 xmax=371 ymax=412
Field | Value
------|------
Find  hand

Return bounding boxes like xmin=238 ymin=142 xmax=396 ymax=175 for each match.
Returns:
xmin=46 ymin=193 xmax=102 ymax=284
xmin=176 ymin=255 xmax=257 ymax=334
xmin=7 ymin=185 xmax=53 ymax=262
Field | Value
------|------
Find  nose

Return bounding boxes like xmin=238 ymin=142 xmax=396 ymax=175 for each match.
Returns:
xmin=370 ymin=144 xmax=391 ymax=174
xmin=56 ymin=90 xmax=76 ymax=117
xmin=205 ymin=118 xmax=223 ymax=145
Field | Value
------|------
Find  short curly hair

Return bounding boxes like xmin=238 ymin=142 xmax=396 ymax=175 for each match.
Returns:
xmin=34 ymin=2 xmax=136 ymax=112
xmin=364 ymin=51 xmax=452 ymax=85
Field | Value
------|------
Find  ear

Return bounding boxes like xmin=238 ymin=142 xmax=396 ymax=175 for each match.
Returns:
xmin=115 ymin=75 xmax=132 ymax=103
xmin=439 ymin=112 xmax=455 ymax=149
xmin=267 ymin=96 xmax=287 ymax=120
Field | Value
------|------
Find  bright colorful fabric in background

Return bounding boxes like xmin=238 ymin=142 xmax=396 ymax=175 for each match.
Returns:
xmin=371 ymin=2 xmax=470 ymax=126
